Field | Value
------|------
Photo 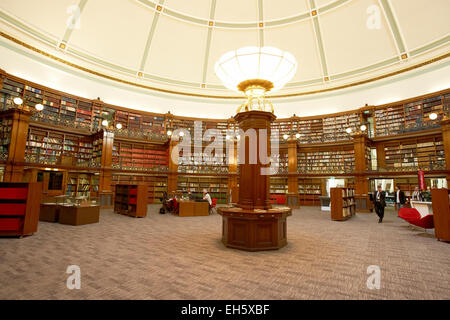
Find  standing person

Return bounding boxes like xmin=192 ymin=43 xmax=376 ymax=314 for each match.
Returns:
xmin=373 ymin=185 xmax=386 ymax=223
xmin=395 ymin=185 xmax=406 ymax=215
xmin=411 ymin=187 xmax=422 ymax=201
xmin=422 ymin=186 xmax=432 ymax=202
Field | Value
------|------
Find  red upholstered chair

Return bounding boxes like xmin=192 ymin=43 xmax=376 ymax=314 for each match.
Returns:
xmin=210 ymin=198 xmax=217 ymax=214
xmin=399 ymin=208 xmax=434 ymax=230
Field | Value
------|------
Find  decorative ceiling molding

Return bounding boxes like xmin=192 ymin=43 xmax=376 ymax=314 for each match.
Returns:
xmin=139 ymin=0 xmax=165 ymax=71
xmin=309 ymin=0 xmax=329 ymax=81
xmin=1 ymin=30 xmax=448 ymax=100
xmin=135 ymin=0 xmax=353 ymax=29
xmin=379 ymin=0 xmax=408 ymax=58
xmin=61 ymin=0 xmax=89 ymax=45
xmin=201 ymin=0 xmax=217 ymax=85
xmin=257 ymin=0 xmax=264 ymax=47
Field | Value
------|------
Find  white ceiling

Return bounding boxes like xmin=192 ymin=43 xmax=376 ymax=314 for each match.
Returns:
xmin=0 ymin=0 xmax=448 ymax=99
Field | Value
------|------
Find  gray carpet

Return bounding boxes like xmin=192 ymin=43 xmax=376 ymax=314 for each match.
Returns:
xmin=0 ymin=205 xmax=449 ymax=300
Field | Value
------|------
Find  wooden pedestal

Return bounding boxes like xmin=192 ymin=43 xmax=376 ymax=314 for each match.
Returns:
xmin=218 ymin=206 xmax=291 ymax=251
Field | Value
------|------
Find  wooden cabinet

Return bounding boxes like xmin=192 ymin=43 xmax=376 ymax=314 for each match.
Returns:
xmin=431 ymin=188 xmax=450 ymax=242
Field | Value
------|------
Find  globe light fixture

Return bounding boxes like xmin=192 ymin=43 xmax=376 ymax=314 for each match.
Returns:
xmin=116 ymin=123 xmax=123 ymax=129
xmin=179 ymin=131 xmax=185 ymax=137
xmin=360 ymin=124 xmax=367 ymax=131
xmin=101 ymin=119 xmax=109 ymax=127
xmin=282 ymin=134 xmax=289 ymax=140
xmin=215 ymin=46 xmax=298 ymax=113
xmin=35 ymin=104 xmax=44 ymax=111
xmin=295 ymin=133 xmax=301 ymax=139
xmin=13 ymin=97 xmax=23 ymax=105
xmin=429 ymin=112 xmax=438 ymax=120
xmin=346 ymin=127 xmax=352 ymax=134
xmin=167 ymin=130 xmax=172 ymax=136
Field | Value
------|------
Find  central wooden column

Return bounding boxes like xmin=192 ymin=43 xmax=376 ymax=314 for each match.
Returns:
xmin=353 ymin=132 xmax=372 ymax=212
xmin=236 ymin=111 xmax=274 ymax=210
xmin=218 ymin=111 xmax=291 ymax=251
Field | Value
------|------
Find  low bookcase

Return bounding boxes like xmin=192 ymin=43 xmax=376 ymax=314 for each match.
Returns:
xmin=114 ymin=184 xmax=148 ymax=217
xmin=0 ymin=182 xmax=42 ymax=236
xmin=330 ymin=187 xmax=356 ymax=221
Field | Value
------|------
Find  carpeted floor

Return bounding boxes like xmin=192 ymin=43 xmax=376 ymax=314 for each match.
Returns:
xmin=0 ymin=205 xmax=449 ymax=300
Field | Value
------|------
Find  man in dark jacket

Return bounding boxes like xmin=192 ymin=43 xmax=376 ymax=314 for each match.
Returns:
xmin=373 ymin=185 xmax=386 ymax=223
xmin=395 ymin=185 xmax=406 ymax=215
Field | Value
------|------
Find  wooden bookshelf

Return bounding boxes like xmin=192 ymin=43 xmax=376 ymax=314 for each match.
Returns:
xmin=177 ymin=175 xmax=228 ymax=204
xmin=298 ymin=148 xmax=355 ymax=174
xmin=66 ymin=173 xmax=99 ymax=198
xmin=177 ymin=145 xmax=228 ymax=174
xmin=0 ymin=116 xmax=12 ymax=161
xmin=384 ymin=136 xmax=445 ymax=171
xmin=431 ymin=188 xmax=450 ymax=242
xmin=0 ymin=182 xmax=42 ymax=236
xmin=298 ymin=178 xmax=322 ymax=206
xmin=114 ymin=184 xmax=148 ymax=218
xmin=270 ymin=177 xmax=288 ymax=194
xmin=112 ymin=174 xmax=167 ymax=203
xmin=112 ymin=141 xmax=169 ymax=172
xmin=331 ymin=187 xmax=356 ymax=221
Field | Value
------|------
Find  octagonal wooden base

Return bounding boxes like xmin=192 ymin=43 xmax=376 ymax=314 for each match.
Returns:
xmin=218 ymin=206 xmax=291 ymax=251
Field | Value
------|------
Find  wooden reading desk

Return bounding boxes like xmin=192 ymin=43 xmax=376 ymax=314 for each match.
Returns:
xmin=178 ymin=200 xmax=209 ymax=217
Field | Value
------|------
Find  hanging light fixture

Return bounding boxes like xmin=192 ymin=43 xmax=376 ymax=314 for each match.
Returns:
xmin=429 ymin=113 xmax=438 ymax=120
xmin=346 ymin=127 xmax=352 ymax=134
xmin=360 ymin=124 xmax=367 ymax=131
xmin=35 ymin=103 xmax=44 ymax=111
xmin=101 ymin=119 xmax=109 ymax=127
xmin=116 ymin=123 xmax=123 ymax=129
xmin=215 ymin=46 xmax=298 ymax=113
xmin=295 ymin=133 xmax=301 ymax=139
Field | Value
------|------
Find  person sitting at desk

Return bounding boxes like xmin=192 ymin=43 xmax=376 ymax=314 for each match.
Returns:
xmin=187 ymin=188 xmax=195 ymax=200
xmin=203 ymin=188 xmax=212 ymax=207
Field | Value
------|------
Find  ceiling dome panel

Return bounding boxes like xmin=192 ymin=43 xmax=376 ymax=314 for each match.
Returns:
xmin=265 ymin=21 xmax=323 ymax=81
xmin=145 ymin=15 xmax=207 ymax=84
xmin=319 ymin=0 xmax=399 ymax=76
xmin=214 ymin=0 xmax=258 ymax=23
xmin=69 ymin=0 xmax=153 ymax=70
xmin=262 ymin=0 xmax=309 ymax=21
xmin=163 ymin=0 xmax=212 ymax=21
xmin=390 ymin=0 xmax=450 ymax=52
xmin=0 ymin=0 xmax=75 ymax=41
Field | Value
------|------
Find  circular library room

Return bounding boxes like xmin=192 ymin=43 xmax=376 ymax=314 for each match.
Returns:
xmin=0 ymin=0 xmax=449 ymax=304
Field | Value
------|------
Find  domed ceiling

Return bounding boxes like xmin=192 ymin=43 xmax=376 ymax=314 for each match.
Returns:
xmin=0 ymin=0 xmax=449 ymax=99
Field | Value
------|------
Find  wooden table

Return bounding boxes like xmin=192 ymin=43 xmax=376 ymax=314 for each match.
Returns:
xmin=58 ymin=205 xmax=100 ymax=226
xmin=178 ymin=200 xmax=209 ymax=217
